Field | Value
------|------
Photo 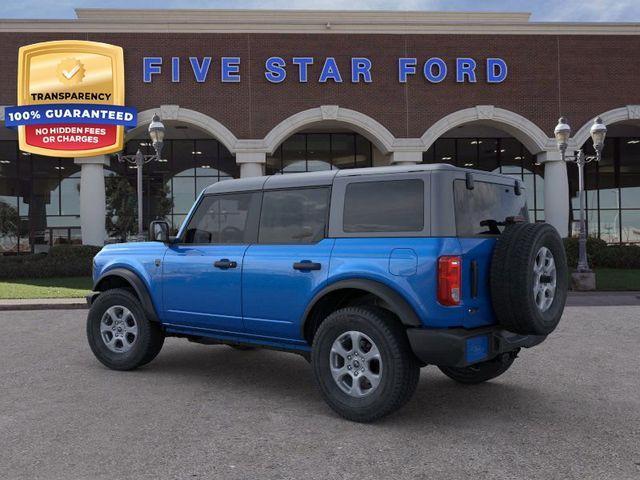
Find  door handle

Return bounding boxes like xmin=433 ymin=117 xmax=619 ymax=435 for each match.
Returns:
xmin=293 ymin=261 xmax=321 ymax=271
xmin=214 ymin=259 xmax=237 ymax=269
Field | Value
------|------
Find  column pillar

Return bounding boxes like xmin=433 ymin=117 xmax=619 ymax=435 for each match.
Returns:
xmin=537 ymin=151 xmax=569 ymax=238
xmin=236 ymin=152 xmax=266 ymax=178
xmin=390 ymin=151 xmax=422 ymax=165
xmin=74 ymin=155 xmax=109 ymax=246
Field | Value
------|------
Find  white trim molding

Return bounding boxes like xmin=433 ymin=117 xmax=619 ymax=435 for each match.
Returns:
xmin=572 ymin=105 xmax=640 ymax=148
xmin=421 ymin=106 xmax=554 ymax=154
xmin=263 ymin=106 xmax=396 ymax=155
xmin=128 ymin=106 xmax=239 ymax=154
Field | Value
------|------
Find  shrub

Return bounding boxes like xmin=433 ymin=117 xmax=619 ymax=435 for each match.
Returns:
xmin=0 ymin=245 xmax=101 ymax=279
xmin=563 ymin=237 xmax=607 ymax=269
xmin=563 ymin=237 xmax=640 ymax=269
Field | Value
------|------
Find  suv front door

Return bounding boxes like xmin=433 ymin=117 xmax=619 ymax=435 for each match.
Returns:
xmin=242 ymin=187 xmax=333 ymax=342
xmin=162 ymin=191 xmax=261 ymax=332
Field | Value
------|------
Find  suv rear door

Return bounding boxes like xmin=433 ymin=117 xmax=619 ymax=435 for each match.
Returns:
xmin=162 ymin=191 xmax=261 ymax=332
xmin=452 ymin=176 xmax=529 ymax=326
xmin=242 ymin=187 xmax=334 ymax=342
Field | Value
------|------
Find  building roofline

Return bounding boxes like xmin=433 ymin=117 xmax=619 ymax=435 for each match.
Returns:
xmin=0 ymin=9 xmax=638 ymax=35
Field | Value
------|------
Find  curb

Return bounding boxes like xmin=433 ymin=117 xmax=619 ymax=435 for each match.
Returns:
xmin=0 ymin=299 xmax=88 ymax=312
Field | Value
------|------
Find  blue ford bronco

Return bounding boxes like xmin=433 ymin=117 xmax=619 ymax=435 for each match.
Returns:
xmin=87 ymin=164 xmax=568 ymax=422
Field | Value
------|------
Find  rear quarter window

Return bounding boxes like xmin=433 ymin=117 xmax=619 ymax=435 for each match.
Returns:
xmin=343 ymin=179 xmax=424 ymax=233
xmin=454 ymin=179 xmax=529 ymax=236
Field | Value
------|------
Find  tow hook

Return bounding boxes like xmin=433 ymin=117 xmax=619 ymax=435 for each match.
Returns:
xmin=499 ymin=348 xmax=520 ymax=363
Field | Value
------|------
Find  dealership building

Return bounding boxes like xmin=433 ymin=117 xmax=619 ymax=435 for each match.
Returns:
xmin=0 ymin=8 xmax=639 ymax=251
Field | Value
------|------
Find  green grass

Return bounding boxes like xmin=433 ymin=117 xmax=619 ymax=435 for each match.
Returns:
xmin=593 ymin=269 xmax=640 ymax=291
xmin=0 ymin=277 xmax=92 ymax=299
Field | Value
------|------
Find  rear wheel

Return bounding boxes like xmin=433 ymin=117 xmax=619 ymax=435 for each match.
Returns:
xmin=312 ymin=306 xmax=419 ymax=423
xmin=86 ymin=288 xmax=164 ymax=371
xmin=438 ymin=351 xmax=517 ymax=384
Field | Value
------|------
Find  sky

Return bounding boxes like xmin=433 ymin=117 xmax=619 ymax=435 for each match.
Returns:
xmin=0 ymin=0 xmax=639 ymax=22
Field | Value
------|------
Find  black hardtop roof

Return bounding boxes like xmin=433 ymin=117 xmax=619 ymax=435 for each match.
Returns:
xmin=202 ymin=163 xmax=517 ymax=195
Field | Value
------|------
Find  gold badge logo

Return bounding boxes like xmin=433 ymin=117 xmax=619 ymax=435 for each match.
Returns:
xmin=56 ymin=58 xmax=85 ymax=85
xmin=15 ymin=40 xmax=126 ymax=157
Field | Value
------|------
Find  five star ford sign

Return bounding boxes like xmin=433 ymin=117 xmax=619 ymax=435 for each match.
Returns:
xmin=4 ymin=40 xmax=137 ymax=157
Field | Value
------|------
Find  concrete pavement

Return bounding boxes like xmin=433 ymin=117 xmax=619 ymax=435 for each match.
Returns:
xmin=0 ymin=306 xmax=639 ymax=479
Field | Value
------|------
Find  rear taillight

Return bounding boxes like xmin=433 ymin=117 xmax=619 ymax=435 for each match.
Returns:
xmin=437 ymin=256 xmax=461 ymax=306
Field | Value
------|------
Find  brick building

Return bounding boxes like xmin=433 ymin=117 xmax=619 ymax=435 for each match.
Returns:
xmin=0 ymin=9 xmax=639 ymax=250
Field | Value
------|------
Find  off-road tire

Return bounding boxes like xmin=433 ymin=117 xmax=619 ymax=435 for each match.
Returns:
xmin=490 ymin=223 xmax=568 ymax=335
xmin=87 ymin=288 xmax=164 ymax=371
xmin=312 ymin=306 xmax=420 ymax=423
xmin=438 ymin=352 xmax=517 ymax=384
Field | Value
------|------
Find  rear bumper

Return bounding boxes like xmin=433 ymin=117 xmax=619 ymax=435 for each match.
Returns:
xmin=406 ymin=326 xmax=546 ymax=368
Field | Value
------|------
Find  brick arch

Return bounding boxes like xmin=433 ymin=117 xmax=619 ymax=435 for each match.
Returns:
xmin=420 ymin=105 xmax=553 ymax=154
xmin=127 ymin=105 xmax=239 ymax=153
xmin=572 ymin=105 xmax=640 ymax=148
xmin=263 ymin=105 xmax=396 ymax=155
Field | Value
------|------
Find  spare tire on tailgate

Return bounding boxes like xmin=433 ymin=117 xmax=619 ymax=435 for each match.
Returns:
xmin=490 ymin=222 xmax=568 ymax=335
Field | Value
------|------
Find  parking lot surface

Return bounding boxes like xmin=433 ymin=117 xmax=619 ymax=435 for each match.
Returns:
xmin=1 ymin=306 xmax=639 ymax=480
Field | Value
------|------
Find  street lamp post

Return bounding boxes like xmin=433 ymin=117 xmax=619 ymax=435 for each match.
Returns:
xmin=117 ymin=114 xmax=166 ymax=241
xmin=554 ymin=116 xmax=607 ymax=279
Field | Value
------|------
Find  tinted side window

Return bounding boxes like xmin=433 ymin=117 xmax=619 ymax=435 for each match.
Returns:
xmin=454 ymin=180 xmax=529 ymax=236
xmin=259 ymin=188 xmax=330 ymax=244
xmin=343 ymin=179 xmax=424 ymax=232
xmin=183 ymin=192 xmax=260 ymax=244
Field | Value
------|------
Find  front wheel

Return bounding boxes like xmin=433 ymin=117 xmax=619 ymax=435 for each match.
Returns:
xmin=438 ymin=351 xmax=517 ymax=384
xmin=86 ymin=288 xmax=164 ymax=371
xmin=312 ymin=306 xmax=420 ymax=423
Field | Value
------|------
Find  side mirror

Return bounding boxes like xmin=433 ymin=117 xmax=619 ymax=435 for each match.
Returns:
xmin=150 ymin=220 xmax=170 ymax=243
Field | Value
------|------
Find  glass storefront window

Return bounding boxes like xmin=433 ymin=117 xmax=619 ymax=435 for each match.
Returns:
xmin=599 ymin=209 xmax=620 ymax=244
xmin=499 ymin=138 xmax=523 ymax=174
xmin=456 ymin=138 xmax=478 ymax=168
xmin=60 ymin=177 xmax=80 ymax=216
xmin=3 ymin=132 xmax=640 ymax=250
xmin=621 ymin=210 xmax=640 ymax=244
xmin=478 ymin=138 xmax=499 ymax=171
xmin=172 ymin=177 xmax=196 ymax=215
xmin=355 ymin=134 xmax=372 ymax=168
xmin=434 ymin=138 xmax=455 ymax=164
xmin=331 ymin=134 xmax=356 ymax=169
xmin=0 ymin=141 xmax=18 ymax=178
xmin=282 ymin=134 xmax=307 ymax=173
xmin=307 ymin=134 xmax=332 ymax=172
xmin=196 ymin=176 xmax=218 ymax=196
xmin=265 ymin=132 xmax=373 ymax=174
xmin=172 ymin=140 xmax=195 ymax=177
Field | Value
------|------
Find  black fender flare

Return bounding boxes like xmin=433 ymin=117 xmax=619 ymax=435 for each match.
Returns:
xmin=301 ymin=278 xmax=422 ymax=336
xmin=91 ymin=268 xmax=159 ymax=322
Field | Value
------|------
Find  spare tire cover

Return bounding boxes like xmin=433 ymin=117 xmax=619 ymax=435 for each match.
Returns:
xmin=490 ymin=223 xmax=568 ymax=335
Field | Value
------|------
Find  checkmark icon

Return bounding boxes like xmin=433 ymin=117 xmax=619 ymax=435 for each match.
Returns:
xmin=62 ymin=64 xmax=80 ymax=79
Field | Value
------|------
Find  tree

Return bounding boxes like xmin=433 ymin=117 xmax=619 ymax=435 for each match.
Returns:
xmin=104 ymin=176 xmax=174 ymax=242
xmin=0 ymin=201 xmax=20 ymax=252
xmin=151 ymin=180 xmax=173 ymax=224
xmin=105 ymin=176 xmax=137 ymax=242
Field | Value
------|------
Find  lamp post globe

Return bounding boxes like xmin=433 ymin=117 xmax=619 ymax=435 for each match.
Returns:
xmin=148 ymin=113 xmax=165 ymax=158
xmin=590 ymin=116 xmax=607 ymax=155
xmin=554 ymin=117 xmax=571 ymax=155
